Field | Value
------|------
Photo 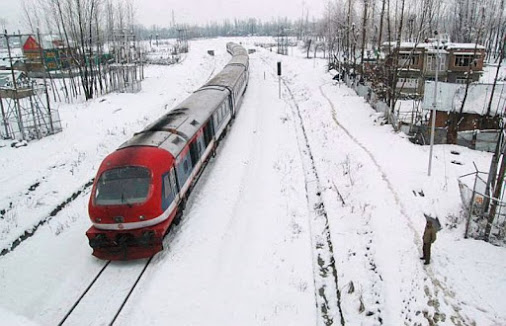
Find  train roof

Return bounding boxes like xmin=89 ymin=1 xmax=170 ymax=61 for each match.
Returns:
xmin=227 ymin=42 xmax=248 ymax=56
xmin=202 ymin=65 xmax=245 ymax=89
xmin=119 ymin=88 xmax=229 ymax=157
xmin=226 ymin=54 xmax=249 ymax=69
xmin=118 ymin=42 xmax=248 ymax=159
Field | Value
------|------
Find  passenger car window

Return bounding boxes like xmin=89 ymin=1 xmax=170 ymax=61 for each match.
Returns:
xmin=163 ymin=174 xmax=171 ymax=198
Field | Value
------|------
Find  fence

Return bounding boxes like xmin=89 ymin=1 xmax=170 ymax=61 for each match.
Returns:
xmin=458 ymin=171 xmax=506 ymax=245
xmin=457 ymin=129 xmax=501 ymax=152
xmin=1 ymin=83 xmax=62 ymax=140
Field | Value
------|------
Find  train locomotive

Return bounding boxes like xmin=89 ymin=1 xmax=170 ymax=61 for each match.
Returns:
xmin=86 ymin=43 xmax=249 ymax=260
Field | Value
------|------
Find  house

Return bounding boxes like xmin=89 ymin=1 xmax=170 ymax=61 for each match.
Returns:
xmin=0 ymin=70 xmax=30 ymax=88
xmin=445 ymin=43 xmax=485 ymax=83
xmin=382 ymin=39 xmax=485 ymax=96
xmin=22 ymin=35 xmax=75 ymax=72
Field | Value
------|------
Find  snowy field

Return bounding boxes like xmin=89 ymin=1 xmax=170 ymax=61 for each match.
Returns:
xmin=0 ymin=37 xmax=505 ymax=325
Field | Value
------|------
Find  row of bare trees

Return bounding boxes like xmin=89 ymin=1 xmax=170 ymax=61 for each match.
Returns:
xmin=314 ymin=0 xmax=503 ymax=121
xmin=20 ymin=0 xmax=136 ymax=101
xmin=318 ymin=0 xmax=505 ymax=64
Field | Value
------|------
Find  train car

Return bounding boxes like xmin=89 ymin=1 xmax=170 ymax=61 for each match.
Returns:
xmin=86 ymin=43 xmax=249 ymax=260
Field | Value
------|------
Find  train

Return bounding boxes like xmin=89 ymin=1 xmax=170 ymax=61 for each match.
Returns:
xmin=86 ymin=42 xmax=249 ymax=260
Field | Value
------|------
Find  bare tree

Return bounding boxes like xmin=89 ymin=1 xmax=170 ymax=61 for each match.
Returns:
xmin=0 ymin=17 xmax=7 ymax=31
xmin=486 ymin=31 xmax=506 ymax=115
xmin=360 ymin=0 xmax=369 ymax=73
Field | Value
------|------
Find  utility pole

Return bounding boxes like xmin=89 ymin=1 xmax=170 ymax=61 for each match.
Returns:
xmin=277 ymin=62 xmax=282 ymax=99
xmin=428 ymin=31 xmax=439 ymax=176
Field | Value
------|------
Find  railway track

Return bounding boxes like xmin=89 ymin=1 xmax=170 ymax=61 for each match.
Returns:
xmin=259 ymin=54 xmax=344 ymax=325
xmin=57 ymin=256 xmax=153 ymax=325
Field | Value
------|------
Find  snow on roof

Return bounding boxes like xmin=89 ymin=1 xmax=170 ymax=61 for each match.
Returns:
xmin=423 ymin=81 xmax=506 ymax=116
xmin=0 ymin=70 xmax=27 ymax=87
xmin=446 ymin=43 xmax=486 ymax=50
xmin=383 ymin=41 xmax=485 ymax=51
xmin=452 ymin=51 xmax=482 ymax=55
xmin=426 ymin=49 xmax=449 ymax=54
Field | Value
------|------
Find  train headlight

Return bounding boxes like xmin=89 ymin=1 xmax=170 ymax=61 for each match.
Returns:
xmin=95 ymin=217 xmax=102 ymax=222
xmin=139 ymin=215 xmax=145 ymax=220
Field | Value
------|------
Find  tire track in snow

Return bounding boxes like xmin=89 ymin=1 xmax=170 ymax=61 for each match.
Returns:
xmin=318 ymin=83 xmax=471 ymax=325
xmin=282 ymin=72 xmax=386 ymax=325
xmin=258 ymin=54 xmax=343 ymax=325
xmin=274 ymin=70 xmax=344 ymax=325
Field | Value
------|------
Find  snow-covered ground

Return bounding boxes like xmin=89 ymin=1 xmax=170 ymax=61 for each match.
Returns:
xmin=0 ymin=37 xmax=505 ymax=325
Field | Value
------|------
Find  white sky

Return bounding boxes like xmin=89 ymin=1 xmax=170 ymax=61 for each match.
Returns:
xmin=137 ymin=0 xmax=324 ymax=26
xmin=0 ymin=0 xmax=325 ymax=33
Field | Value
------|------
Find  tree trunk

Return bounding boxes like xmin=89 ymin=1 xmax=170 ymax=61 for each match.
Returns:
xmin=360 ymin=0 xmax=368 ymax=75
xmin=485 ymin=144 xmax=506 ymax=241
xmin=377 ymin=0 xmax=386 ymax=59
xmin=486 ymin=32 xmax=506 ymax=115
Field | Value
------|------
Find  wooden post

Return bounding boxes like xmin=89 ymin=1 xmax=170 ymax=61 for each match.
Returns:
xmin=0 ymin=91 xmax=9 ymax=138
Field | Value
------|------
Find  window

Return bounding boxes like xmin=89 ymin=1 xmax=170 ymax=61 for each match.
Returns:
xmin=454 ymin=55 xmax=474 ymax=67
xmin=396 ymin=78 xmax=418 ymax=89
xmin=162 ymin=170 xmax=177 ymax=210
xmin=399 ymin=54 xmax=420 ymax=66
xmin=163 ymin=174 xmax=172 ymax=198
xmin=456 ymin=77 xmax=467 ymax=84
xmin=427 ymin=54 xmax=446 ymax=71
xmin=95 ymin=166 xmax=151 ymax=206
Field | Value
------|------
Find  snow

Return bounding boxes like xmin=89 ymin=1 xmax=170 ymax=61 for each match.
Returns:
xmin=423 ymin=81 xmax=506 ymax=115
xmin=0 ymin=37 xmax=505 ymax=326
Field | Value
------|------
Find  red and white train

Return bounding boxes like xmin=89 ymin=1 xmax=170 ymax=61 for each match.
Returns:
xmin=87 ymin=43 xmax=249 ymax=260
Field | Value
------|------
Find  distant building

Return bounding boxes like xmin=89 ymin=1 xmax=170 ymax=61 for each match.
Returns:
xmin=0 ymin=70 xmax=29 ymax=88
xmin=382 ymin=40 xmax=485 ymax=96
xmin=21 ymin=35 xmax=75 ymax=72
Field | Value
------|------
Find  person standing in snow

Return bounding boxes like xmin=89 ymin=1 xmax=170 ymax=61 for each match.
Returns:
xmin=421 ymin=220 xmax=437 ymax=265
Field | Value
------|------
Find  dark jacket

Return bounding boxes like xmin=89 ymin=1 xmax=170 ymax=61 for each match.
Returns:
xmin=423 ymin=224 xmax=437 ymax=244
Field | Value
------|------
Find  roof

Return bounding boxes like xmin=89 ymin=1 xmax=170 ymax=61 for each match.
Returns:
xmin=0 ymin=70 xmax=27 ymax=88
xmin=422 ymin=81 xmax=506 ymax=116
xmin=22 ymin=35 xmax=70 ymax=52
xmin=203 ymin=65 xmax=244 ymax=89
xmin=446 ymin=43 xmax=486 ymax=50
xmin=383 ymin=41 xmax=486 ymax=51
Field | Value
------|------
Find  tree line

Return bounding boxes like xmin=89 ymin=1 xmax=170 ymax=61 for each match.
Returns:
xmin=7 ymin=0 xmax=505 ymax=104
xmin=18 ymin=0 xmax=137 ymax=101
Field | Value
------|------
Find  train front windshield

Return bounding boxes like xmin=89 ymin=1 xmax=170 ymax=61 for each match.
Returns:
xmin=94 ymin=166 xmax=151 ymax=206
